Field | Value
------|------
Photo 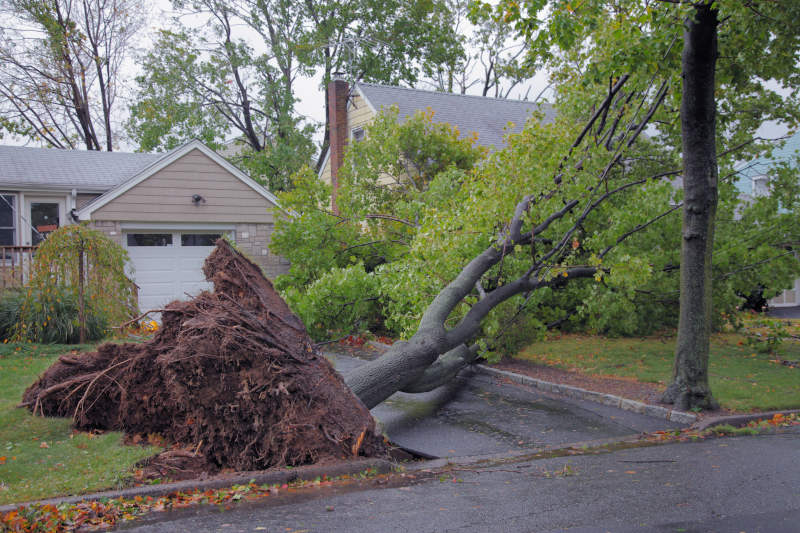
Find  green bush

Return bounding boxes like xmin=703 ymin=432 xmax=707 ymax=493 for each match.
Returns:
xmin=0 ymin=288 xmax=25 ymax=340
xmin=282 ymin=264 xmax=383 ymax=340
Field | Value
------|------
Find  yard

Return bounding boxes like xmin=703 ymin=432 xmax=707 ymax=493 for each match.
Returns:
xmin=0 ymin=343 xmax=160 ymax=505
xmin=512 ymin=326 xmax=800 ymax=412
xmin=1 ymin=320 xmax=798 ymax=505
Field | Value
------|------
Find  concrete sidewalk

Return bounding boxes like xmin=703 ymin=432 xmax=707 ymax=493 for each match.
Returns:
xmin=329 ymin=352 xmax=686 ymax=459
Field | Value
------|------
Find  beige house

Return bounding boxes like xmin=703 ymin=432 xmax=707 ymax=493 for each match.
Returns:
xmin=0 ymin=140 xmax=288 ymax=311
xmin=318 ymin=79 xmax=555 ymax=211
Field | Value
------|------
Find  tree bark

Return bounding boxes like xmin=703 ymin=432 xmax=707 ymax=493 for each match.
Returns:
xmin=662 ymin=3 xmax=720 ymax=411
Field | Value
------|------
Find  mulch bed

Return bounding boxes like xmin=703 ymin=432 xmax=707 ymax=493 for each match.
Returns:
xmin=491 ymin=358 xmax=734 ymax=416
xmin=492 ymin=358 xmax=668 ymax=404
xmin=22 ymin=240 xmax=387 ymax=479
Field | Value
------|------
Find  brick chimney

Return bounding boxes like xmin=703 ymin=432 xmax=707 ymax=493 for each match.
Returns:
xmin=327 ymin=73 xmax=349 ymax=214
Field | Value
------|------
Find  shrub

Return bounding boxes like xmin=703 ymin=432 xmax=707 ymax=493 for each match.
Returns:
xmin=0 ymin=288 xmax=25 ymax=340
xmin=14 ymin=224 xmax=134 ymax=343
xmin=282 ymin=264 xmax=383 ymax=340
xmin=16 ymin=286 xmax=108 ymax=343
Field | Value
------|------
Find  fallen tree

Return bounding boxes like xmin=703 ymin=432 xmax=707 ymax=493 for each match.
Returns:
xmin=22 ymin=76 xmax=690 ymax=468
xmin=23 ymin=73 xmax=796 ymax=471
xmin=344 ymin=74 xmax=676 ymax=407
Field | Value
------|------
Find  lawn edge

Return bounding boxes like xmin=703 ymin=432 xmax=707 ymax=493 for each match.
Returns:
xmin=476 ymin=364 xmax=699 ymax=423
xmin=0 ymin=457 xmax=393 ymax=513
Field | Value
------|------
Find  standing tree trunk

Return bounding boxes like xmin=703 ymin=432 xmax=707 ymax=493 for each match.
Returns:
xmin=661 ymin=3 xmax=720 ymax=411
xmin=78 ymin=241 xmax=87 ymax=344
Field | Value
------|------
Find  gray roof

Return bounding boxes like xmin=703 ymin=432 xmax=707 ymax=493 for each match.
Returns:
xmin=355 ymin=83 xmax=555 ymax=149
xmin=0 ymin=145 xmax=166 ymax=192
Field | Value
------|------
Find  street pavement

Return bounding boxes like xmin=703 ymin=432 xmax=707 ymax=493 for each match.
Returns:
xmin=118 ymin=429 xmax=800 ymax=532
xmin=106 ymin=353 xmax=798 ymax=532
xmin=331 ymin=353 xmax=683 ymax=459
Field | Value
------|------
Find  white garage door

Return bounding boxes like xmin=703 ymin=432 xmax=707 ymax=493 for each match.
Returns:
xmin=125 ymin=232 xmax=225 ymax=312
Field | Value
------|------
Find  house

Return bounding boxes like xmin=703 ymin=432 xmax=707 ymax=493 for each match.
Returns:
xmin=0 ymin=140 xmax=289 ymax=312
xmin=736 ymin=131 xmax=800 ymax=310
xmin=318 ymin=77 xmax=555 ymax=210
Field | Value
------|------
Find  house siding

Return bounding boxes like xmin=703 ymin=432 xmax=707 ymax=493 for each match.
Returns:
xmin=76 ymin=193 xmax=100 ymax=210
xmin=91 ymin=149 xmax=277 ymax=223
xmin=348 ymin=91 xmax=375 ymax=132
xmin=89 ymin=220 xmax=123 ymax=246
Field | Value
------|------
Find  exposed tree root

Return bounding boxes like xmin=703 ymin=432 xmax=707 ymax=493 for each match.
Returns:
xmin=23 ymin=241 xmax=387 ymax=471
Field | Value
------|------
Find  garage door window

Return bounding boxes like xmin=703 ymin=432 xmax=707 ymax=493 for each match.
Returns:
xmin=127 ymin=233 xmax=173 ymax=246
xmin=181 ymin=234 xmax=221 ymax=246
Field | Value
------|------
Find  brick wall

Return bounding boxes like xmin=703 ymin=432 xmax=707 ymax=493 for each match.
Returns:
xmin=235 ymin=222 xmax=290 ymax=280
xmin=89 ymin=220 xmax=122 ymax=246
xmin=328 ymin=77 xmax=349 ymax=214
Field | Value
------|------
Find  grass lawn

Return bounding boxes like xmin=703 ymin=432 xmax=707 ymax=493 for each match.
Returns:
xmin=514 ymin=328 xmax=800 ymax=412
xmin=0 ymin=343 xmax=160 ymax=505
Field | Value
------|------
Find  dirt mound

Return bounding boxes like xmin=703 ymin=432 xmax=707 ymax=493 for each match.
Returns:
xmin=23 ymin=240 xmax=386 ymax=471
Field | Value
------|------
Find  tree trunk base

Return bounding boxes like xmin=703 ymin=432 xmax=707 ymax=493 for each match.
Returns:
xmin=661 ymin=381 xmax=719 ymax=411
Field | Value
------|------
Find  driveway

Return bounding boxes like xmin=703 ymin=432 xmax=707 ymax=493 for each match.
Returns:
xmin=332 ymin=353 xmax=683 ymax=459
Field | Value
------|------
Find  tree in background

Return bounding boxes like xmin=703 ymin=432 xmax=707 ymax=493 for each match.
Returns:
xmin=128 ymin=0 xmax=465 ymax=189
xmin=127 ymin=0 xmax=316 ymax=191
xmin=423 ymin=0 xmax=538 ymax=99
xmin=0 ymin=0 xmax=145 ymax=150
xmin=494 ymin=0 xmax=800 ymax=409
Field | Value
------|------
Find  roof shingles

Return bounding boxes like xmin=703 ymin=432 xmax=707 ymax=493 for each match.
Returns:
xmin=356 ymin=83 xmax=555 ymax=149
xmin=0 ymin=145 xmax=165 ymax=191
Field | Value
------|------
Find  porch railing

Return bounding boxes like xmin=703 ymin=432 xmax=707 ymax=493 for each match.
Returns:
xmin=0 ymin=245 xmax=37 ymax=289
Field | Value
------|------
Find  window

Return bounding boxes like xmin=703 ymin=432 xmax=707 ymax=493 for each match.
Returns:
xmin=127 ymin=233 xmax=173 ymax=246
xmin=351 ymin=127 xmax=365 ymax=142
xmin=752 ymin=176 xmax=770 ymax=197
xmin=181 ymin=234 xmax=221 ymax=246
xmin=0 ymin=194 xmax=15 ymax=246
xmin=30 ymin=202 xmax=59 ymax=246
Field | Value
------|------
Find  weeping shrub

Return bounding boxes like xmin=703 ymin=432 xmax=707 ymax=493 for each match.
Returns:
xmin=14 ymin=224 xmax=135 ymax=343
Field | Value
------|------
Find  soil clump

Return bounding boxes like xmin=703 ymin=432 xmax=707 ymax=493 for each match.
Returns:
xmin=22 ymin=240 xmax=386 ymax=472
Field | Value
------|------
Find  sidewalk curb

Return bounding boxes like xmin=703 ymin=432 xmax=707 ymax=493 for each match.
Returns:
xmin=691 ymin=409 xmax=800 ymax=431
xmin=476 ymin=365 xmax=698 ymax=424
xmin=0 ymin=457 xmax=394 ymax=514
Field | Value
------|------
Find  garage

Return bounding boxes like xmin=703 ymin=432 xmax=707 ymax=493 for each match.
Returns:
xmin=74 ymin=141 xmax=290 ymax=311
xmin=125 ymin=230 xmax=230 ymax=312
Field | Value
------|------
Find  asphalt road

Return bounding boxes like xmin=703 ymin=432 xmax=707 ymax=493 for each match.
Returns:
xmin=118 ymin=429 xmax=800 ymax=533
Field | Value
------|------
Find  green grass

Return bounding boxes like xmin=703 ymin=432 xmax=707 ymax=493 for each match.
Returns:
xmin=514 ymin=331 xmax=800 ymax=412
xmin=0 ymin=343 xmax=160 ymax=505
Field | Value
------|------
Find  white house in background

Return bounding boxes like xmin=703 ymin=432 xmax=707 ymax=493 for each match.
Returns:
xmin=737 ymin=132 xmax=800 ymax=309
xmin=0 ymin=140 xmax=289 ymax=312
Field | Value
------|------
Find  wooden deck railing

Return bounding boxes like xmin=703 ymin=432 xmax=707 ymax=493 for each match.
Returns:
xmin=0 ymin=245 xmax=37 ymax=289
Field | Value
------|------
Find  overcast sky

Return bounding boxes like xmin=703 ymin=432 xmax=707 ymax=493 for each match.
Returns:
xmin=136 ymin=0 xmax=551 ymax=153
